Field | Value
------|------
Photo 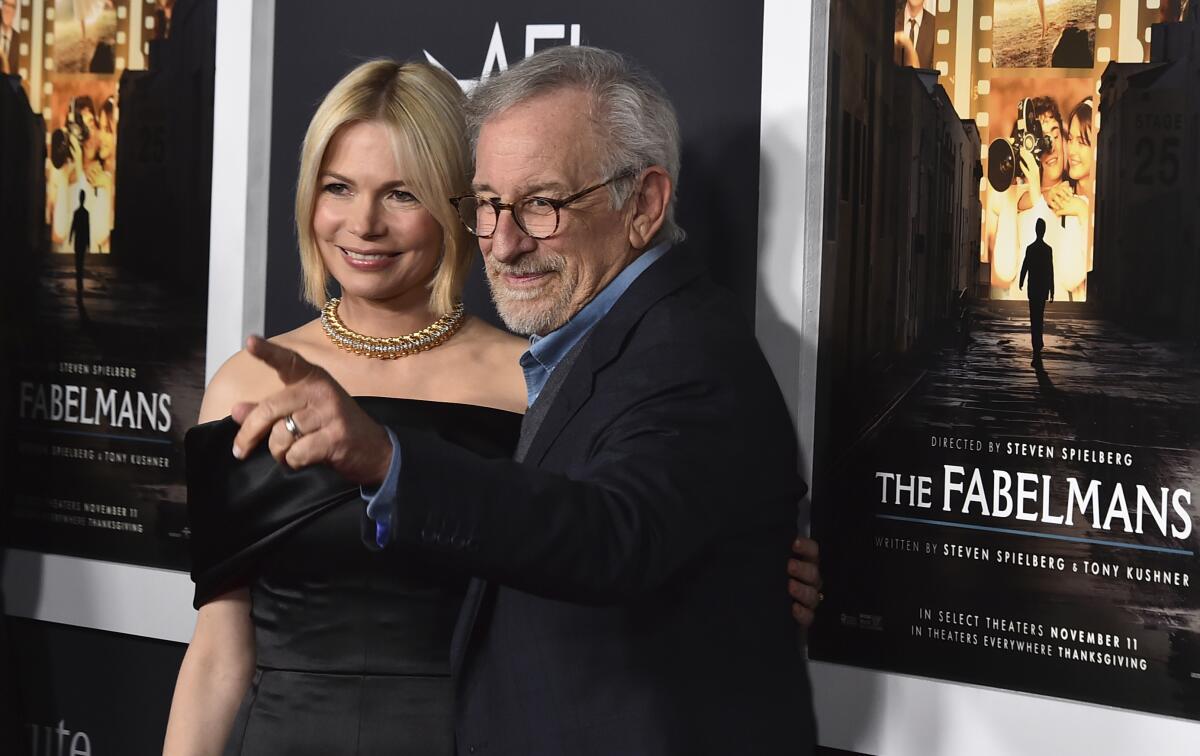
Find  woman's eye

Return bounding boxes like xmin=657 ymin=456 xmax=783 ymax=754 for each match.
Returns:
xmin=322 ymin=182 xmax=349 ymax=196
xmin=388 ymin=190 xmax=418 ymax=203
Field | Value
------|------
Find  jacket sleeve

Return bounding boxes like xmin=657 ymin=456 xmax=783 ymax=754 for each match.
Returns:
xmin=384 ymin=340 xmax=801 ymax=605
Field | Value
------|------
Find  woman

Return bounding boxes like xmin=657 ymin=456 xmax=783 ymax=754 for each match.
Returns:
xmin=1063 ymin=98 xmax=1094 ymax=196
xmin=162 ymin=59 xmax=527 ymax=755
xmin=1063 ymin=97 xmax=1095 ymax=278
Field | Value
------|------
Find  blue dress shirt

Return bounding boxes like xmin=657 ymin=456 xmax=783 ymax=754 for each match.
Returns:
xmin=363 ymin=242 xmax=670 ymax=548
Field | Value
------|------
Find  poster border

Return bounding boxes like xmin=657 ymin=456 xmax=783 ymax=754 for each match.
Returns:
xmin=753 ymin=0 xmax=1200 ymax=752
xmin=3 ymin=0 xmax=273 ymax=644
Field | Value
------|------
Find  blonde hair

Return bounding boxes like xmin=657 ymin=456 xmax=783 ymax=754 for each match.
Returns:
xmin=295 ymin=59 xmax=472 ymax=314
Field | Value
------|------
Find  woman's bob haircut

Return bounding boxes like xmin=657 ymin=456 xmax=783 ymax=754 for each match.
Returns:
xmin=295 ymin=59 xmax=472 ymax=315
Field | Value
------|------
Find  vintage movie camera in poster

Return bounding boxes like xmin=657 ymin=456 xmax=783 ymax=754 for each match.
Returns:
xmin=811 ymin=2 xmax=1200 ymax=721
xmin=1 ymin=0 xmax=214 ymax=569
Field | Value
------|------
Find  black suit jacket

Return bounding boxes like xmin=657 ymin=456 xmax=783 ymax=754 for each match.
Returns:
xmin=1 ymin=26 xmax=18 ymax=77
xmin=70 ymin=206 xmax=90 ymax=254
xmin=387 ymin=248 xmax=816 ymax=756
xmin=895 ymin=7 xmax=936 ymax=69
xmin=1020 ymin=239 xmax=1054 ymax=301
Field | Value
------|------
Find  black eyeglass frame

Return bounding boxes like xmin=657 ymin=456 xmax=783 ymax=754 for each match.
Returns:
xmin=449 ymin=170 xmax=636 ymax=240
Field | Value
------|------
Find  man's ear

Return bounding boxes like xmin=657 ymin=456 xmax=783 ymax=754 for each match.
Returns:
xmin=627 ymin=166 xmax=671 ymax=250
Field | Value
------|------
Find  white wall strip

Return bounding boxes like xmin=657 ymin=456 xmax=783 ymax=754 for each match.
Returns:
xmin=205 ymin=0 xmax=274 ymax=384
xmin=4 ymin=550 xmax=196 ymax=644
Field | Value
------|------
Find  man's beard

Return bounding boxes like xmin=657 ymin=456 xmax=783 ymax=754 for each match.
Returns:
xmin=486 ymin=253 xmax=575 ymax=336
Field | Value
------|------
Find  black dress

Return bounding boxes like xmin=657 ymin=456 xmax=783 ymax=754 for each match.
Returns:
xmin=185 ymin=397 xmax=520 ymax=755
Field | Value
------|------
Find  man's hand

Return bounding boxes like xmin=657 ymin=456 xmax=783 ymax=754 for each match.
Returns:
xmin=787 ymin=536 xmax=823 ymax=630
xmin=230 ymin=336 xmax=393 ymax=486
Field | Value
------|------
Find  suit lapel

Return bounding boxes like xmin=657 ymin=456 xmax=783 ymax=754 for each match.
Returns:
xmin=450 ymin=576 xmax=488 ymax=677
xmin=520 ymin=247 xmax=705 ymax=467
xmin=450 ymin=247 xmax=706 ymax=674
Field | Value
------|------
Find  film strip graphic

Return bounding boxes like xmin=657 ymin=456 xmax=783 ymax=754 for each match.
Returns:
xmin=12 ymin=0 xmax=157 ymax=114
xmin=934 ymin=0 xmax=1164 ymax=151
xmin=928 ymin=0 xmax=1164 ymax=289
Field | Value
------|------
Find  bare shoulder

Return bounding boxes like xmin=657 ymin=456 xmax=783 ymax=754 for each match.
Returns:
xmin=197 ymin=349 xmax=280 ymax=424
xmin=197 ymin=321 xmax=326 ymax=424
xmin=442 ymin=316 xmax=527 ymax=413
xmin=270 ymin=319 xmax=330 ymax=360
xmin=452 ymin=317 xmax=527 ymax=382
xmin=456 ymin=316 xmax=527 ymax=362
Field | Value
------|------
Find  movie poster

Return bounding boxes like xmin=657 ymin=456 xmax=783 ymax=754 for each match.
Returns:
xmin=811 ymin=4 xmax=1200 ymax=720
xmin=2 ymin=0 xmax=214 ymax=569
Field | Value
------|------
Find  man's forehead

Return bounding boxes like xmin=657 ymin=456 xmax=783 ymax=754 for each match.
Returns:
xmin=472 ymin=93 xmax=600 ymax=193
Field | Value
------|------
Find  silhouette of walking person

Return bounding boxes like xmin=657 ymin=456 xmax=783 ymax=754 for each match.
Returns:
xmin=68 ymin=189 xmax=90 ymax=305
xmin=1020 ymin=217 xmax=1054 ymax=365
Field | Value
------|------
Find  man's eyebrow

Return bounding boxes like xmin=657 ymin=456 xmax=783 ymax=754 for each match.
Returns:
xmin=471 ymin=180 xmax=572 ymax=196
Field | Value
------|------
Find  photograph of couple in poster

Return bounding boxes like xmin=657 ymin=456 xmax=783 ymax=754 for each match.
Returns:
xmin=985 ymin=79 xmax=1096 ymax=307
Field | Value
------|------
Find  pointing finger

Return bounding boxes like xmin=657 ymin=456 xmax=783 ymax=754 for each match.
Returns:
xmin=245 ymin=335 xmax=319 ymax=386
xmin=232 ymin=389 xmax=308 ymax=459
xmin=231 ymin=401 xmax=257 ymax=425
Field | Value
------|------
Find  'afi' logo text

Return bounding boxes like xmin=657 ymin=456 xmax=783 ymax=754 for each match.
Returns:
xmin=424 ymin=23 xmax=583 ymax=92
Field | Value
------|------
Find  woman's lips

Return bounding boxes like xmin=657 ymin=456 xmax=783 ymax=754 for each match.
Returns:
xmin=339 ymin=245 xmax=400 ymax=270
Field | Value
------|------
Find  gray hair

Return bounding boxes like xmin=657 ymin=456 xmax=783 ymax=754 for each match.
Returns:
xmin=466 ymin=45 xmax=685 ymax=246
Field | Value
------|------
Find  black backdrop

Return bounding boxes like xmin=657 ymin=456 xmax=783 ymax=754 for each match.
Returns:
xmin=5 ymin=4 xmax=793 ymax=754
xmin=265 ymin=0 xmax=766 ymax=336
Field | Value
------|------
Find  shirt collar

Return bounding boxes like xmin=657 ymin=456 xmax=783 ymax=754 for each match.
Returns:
xmin=905 ymin=6 xmax=921 ymax=26
xmin=525 ymin=241 xmax=670 ymax=373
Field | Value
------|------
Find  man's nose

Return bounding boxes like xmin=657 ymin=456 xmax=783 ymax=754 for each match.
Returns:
xmin=487 ymin=209 xmax=537 ymax=263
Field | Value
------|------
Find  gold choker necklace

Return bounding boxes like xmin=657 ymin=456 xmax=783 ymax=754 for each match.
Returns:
xmin=321 ymin=298 xmax=465 ymax=359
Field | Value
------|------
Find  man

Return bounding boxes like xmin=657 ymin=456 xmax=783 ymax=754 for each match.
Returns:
xmin=1020 ymin=217 xmax=1054 ymax=364
xmin=0 ymin=0 xmax=19 ymax=77
xmin=68 ymin=189 xmax=90 ymax=303
xmin=233 ymin=46 xmax=816 ymax=755
xmin=895 ymin=0 xmax=935 ymax=69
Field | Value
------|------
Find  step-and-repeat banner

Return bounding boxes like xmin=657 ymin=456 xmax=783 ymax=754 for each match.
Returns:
xmin=264 ymin=0 xmax=767 ymax=335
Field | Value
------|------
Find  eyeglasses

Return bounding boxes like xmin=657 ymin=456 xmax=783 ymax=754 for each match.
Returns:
xmin=450 ymin=171 xmax=633 ymax=240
